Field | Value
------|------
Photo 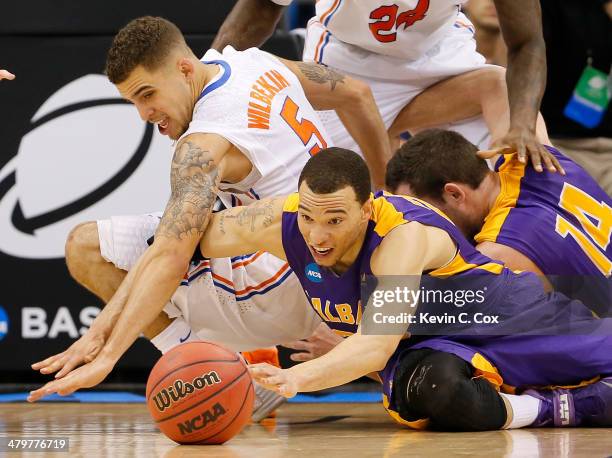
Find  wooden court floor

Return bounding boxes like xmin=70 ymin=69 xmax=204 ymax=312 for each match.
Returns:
xmin=2 ymin=403 xmax=611 ymax=457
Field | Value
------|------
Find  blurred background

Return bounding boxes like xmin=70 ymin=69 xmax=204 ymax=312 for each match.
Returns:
xmin=0 ymin=0 xmax=609 ymax=389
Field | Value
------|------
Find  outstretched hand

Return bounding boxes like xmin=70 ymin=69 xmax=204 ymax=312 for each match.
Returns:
xmin=27 ymin=356 xmax=114 ymax=402
xmin=31 ymin=329 xmax=106 ymax=379
xmin=478 ymin=126 xmax=565 ymax=174
xmin=249 ymin=363 xmax=299 ymax=398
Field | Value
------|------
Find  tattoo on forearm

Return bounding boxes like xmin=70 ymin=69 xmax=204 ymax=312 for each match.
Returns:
xmin=156 ymin=141 xmax=220 ymax=240
xmin=296 ymin=62 xmax=345 ymax=91
xmin=219 ymin=212 xmax=226 ymax=235
xmin=222 ymin=199 xmax=277 ymax=233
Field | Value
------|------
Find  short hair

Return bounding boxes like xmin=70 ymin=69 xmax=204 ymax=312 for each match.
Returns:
xmin=105 ymin=16 xmax=188 ymax=84
xmin=385 ymin=129 xmax=490 ymax=199
xmin=298 ymin=148 xmax=371 ymax=204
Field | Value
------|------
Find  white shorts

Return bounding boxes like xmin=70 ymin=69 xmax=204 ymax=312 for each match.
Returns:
xmin=97 ymin=214 xmax=321 ymax=352
xmin=303 ymin=13 xmax=491 ymax=150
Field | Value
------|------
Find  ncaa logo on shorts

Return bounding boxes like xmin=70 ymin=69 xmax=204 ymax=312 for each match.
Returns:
xmin=0 ymin=306 xmax=9 ymax=341
xmin=305 ymin=263 xmax=323 ymax=283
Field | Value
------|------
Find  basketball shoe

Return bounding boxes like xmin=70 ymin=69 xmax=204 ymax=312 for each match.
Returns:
xmin=525 ymin=377 xmax=612 ymax=427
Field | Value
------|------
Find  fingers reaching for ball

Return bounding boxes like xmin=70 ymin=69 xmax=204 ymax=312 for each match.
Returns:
xmin=248 ymin=363 xmax=298 ymax=398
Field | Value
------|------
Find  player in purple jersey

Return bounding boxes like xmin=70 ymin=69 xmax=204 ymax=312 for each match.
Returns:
xmin=33 ymin=148 xmax=612 ymax=431
xmin=200 ymin=148 xmax=611 ymax=431
xmin=386 ymin=129 xmax=612 ymax=317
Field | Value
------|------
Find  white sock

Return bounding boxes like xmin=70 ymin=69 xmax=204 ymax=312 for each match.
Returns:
xmin=149 ymin=317 xmax=198 ymax=354
xmin=500 ymin=393 xmax=541 ymax=429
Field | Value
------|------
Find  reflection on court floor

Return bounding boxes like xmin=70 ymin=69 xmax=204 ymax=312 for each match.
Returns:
xmin=2 ymin=403 xmax=611 ymax=457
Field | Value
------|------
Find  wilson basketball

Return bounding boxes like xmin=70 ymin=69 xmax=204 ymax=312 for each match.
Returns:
xmin=146 ymin=341 xmax=254 ymax=445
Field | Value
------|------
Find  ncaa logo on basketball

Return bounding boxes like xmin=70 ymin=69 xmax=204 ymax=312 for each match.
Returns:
xmin=305 ymin=263 xmax=323 ymax=283
xmin=177 ymin=402 xmax=227 ymax=435
xmin=0 ymin=306 xmax=9 ymax=341
xmin=0 ymin=74 xmax=173 ymax=259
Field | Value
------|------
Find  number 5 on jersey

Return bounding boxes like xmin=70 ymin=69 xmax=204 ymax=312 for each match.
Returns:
xmin=280 ymin=96 xmax=327 ymax=155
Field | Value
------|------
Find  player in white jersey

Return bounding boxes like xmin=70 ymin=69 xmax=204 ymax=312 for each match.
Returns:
xmin=213 ymin=0 xmax=559 ymax=172
xmin=93 ymin=214 xmax=320 ymax=352
xmin=182 ymin=45 xmax=335 ymax=208
xmin=27 ymin=17 xmax=388 ymax=408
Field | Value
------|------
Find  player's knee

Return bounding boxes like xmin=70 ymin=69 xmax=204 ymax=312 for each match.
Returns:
xmin=65 ymin=221 xmax=101 ymax=280
xmin=406 ymin=353 xmax=467 ymax=415
xmin=406 ymin=352 xmax=506 ymax=431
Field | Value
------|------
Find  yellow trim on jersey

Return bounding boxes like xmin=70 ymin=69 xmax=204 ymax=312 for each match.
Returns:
xmin=502 ymin=375 xmax=600 ymax=395
xmin=372 ymin=193 xmax=456 ymax=237
xmin=283 ymin=193 xmax=300 ymax=212
xmin=382 ymin=394 xmax=430 ymax=430
xmin=475 ymin=154 xmax=526 ymax=244
xmin=371 ymin=192 xmax=505 ymax=277
xmin=429 ymin=252 xmax=505 ymax=277
xmin=371 ymin=194 xmax=410 ymax=237
xmin=538 ymin=375 xmax=600 ymax=391
xmin=385 ymin=191 xmax=455 ymax=224
xmin=471 ymin=353 xmax=503 ymax=389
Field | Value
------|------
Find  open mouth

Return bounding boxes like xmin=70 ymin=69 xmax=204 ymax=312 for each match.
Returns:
xmin=310 ymin=245 xmax=333 ymax=260
xmin=154 ymin=116 xmax=170 ymax=135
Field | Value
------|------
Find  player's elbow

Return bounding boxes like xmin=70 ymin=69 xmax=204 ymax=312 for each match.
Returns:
xmin=149 ymin=242 xmax=192 ymax=278
xmin=505 ymin=30 xmax=545 ymax=62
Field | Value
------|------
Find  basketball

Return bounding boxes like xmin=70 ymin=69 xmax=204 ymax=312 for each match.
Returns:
xmin=145 ymin=341 xmax=254 ymax=445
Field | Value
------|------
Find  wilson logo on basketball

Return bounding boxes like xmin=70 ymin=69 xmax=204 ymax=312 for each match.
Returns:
xmin=177 ymin=402 xmax=227 ymax=435
xmin=153 ymin=371 xmax=222 ymax=412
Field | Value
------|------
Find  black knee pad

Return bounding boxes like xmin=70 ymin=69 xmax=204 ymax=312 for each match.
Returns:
xmin=393 ymin=350 xmax=507 ymax=431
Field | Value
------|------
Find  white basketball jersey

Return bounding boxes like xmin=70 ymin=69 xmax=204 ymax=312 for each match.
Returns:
xmin=97 ymin=214 xmax=322 ymax=352
xmin=313 ymin=0 xmax=468 ymax=60
xmin=180 ymin=46 xmax=332 ymax=208
xmin=168 ymin=253 xmax=322 ymax=351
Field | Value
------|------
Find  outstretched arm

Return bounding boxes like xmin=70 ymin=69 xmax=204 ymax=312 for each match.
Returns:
xmin=281 ymin=59 xmax=392 ymax=189
xmin=493 ymin=0 xmax=548 ymax=163
xmin=28 ymin=133 xmax=232 ymax=401
xmin=200 ymin=196 xmax=287 ymax=261
xmin=211 ymin=0 xmax=286 ymax=51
